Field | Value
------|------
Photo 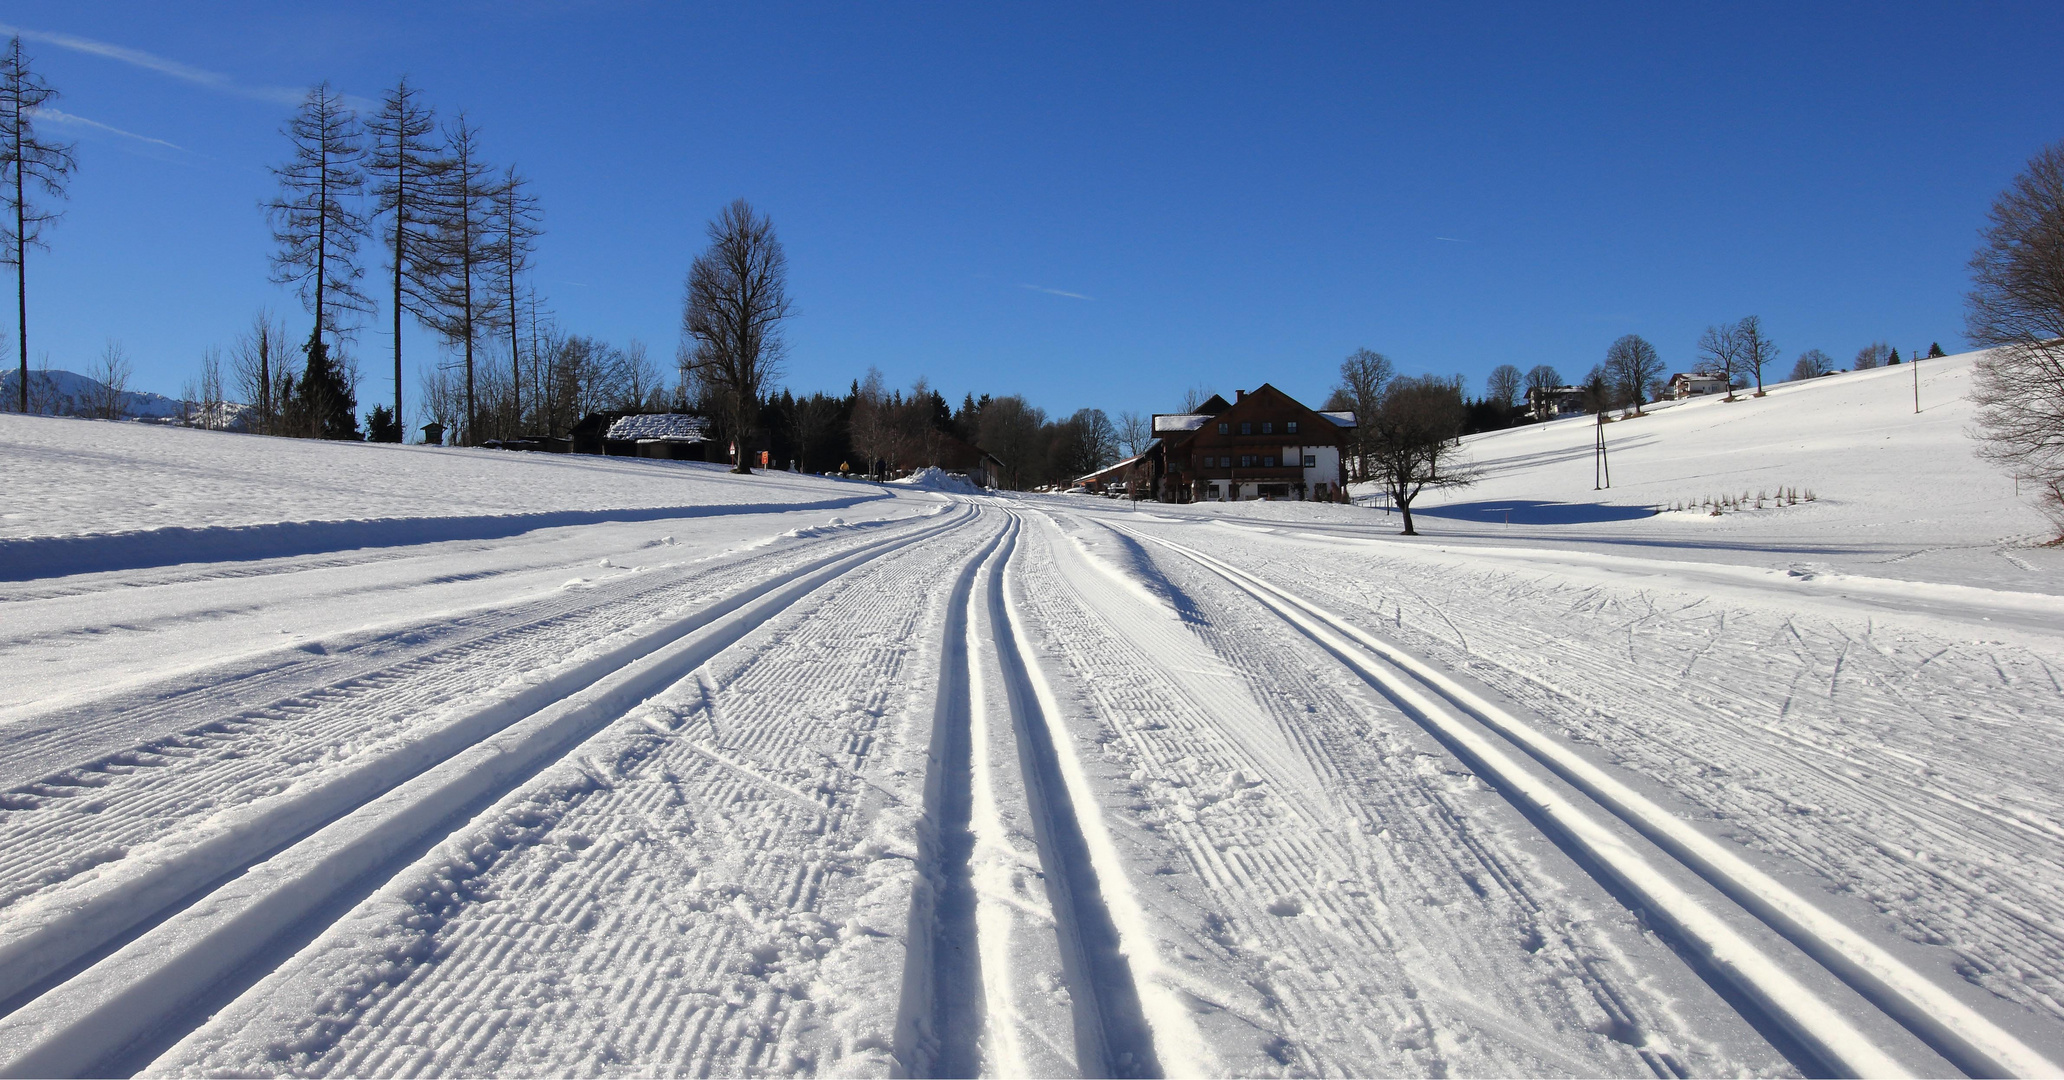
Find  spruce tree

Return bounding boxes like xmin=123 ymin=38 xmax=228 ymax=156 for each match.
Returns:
xmin=1 ymin=37 xmax=77 ymax=414
xmin=1888 ymin=347 xmax=1902 ymax=364
xmin=285 ymin=331 xmax=359 ymax=439
xmin=1928 ymin=342 xmax=1946 ymax=358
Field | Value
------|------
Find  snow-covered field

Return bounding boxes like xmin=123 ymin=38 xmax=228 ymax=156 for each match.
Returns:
xmin=0 ymin=354 xmax=2060 ymax=1078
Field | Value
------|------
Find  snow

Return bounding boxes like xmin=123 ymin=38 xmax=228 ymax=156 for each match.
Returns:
xmin=0 ymin=369 xmax=190 ymax=419
xmin=890 ymin=465 xmax=986 ymax=494
xmin=2 ymin=358 xmax=2062 ymax=1077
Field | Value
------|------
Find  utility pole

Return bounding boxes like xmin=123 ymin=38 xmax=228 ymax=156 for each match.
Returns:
xmin=1594 ymin=410 xmax=1611 ymax=489
xmin=1913 ymin=347 xmax=1921 ymax=414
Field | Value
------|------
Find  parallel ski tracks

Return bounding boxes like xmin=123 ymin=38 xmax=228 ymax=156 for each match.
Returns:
xmin=0 ymin=505 xmax=977 ymax=1078
xmin=1108 ymin=521 xmax=2063 ymax=1080
xmin=900 ymin=509 xmax=1204 ymax=1079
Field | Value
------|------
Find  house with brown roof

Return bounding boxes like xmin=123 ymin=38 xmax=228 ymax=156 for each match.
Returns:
xmin=1130 ymin=384 xmax=1355 ymax=502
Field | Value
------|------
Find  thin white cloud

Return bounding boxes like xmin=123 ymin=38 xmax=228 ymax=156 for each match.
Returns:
xmin=0 ymin=21 xmax=305 ymax=105
xmin=1434 ymin=236 xmax=1474 ymax=244
xmin=31 ymin=106 xmax=183 ymax=150
xmin=1020 ymin=283 xmax=1092 ymax=301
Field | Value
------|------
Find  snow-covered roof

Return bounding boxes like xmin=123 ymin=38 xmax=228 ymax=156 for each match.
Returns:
xmin=1075 ymin=453 xmax=1143 ymax=484
xmin=1321 ymin=410 xmax=1357 ymax=427
xmin=605 ymin=414 xmax=709 ymax=442
xmin=1153 ymin=414 xmax=1209 ymax=433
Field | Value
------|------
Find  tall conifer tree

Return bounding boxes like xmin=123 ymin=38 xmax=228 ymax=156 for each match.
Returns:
xmin=0 ymin=37 xmax=77 ymax=414
xmin=367 ymin=77 xmax=445 ymax=441
xmin=488 ymin=165 xmax=541 ymax=427
xmin=428 ymin=115 xmax=496 ymax=444
xmin=267 ymin=83 xmax=368 ymax=388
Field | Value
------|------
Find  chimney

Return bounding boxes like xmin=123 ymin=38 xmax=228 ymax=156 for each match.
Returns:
xmin=1235 ymin=389 xmax=1246 ymax=402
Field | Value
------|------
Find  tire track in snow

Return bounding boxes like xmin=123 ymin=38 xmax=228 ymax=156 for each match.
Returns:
xmin=0 ymin=507 xmax=977 ymax=1079
xmin=1117 ymin=524 xmax=2062 ymax=1079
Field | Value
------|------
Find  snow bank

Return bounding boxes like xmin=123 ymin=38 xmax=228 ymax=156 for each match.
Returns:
xmin=890 ymin=466 xmax=986 ymax=494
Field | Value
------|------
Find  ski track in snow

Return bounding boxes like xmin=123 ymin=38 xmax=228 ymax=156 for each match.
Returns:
xmin=0 ymin=460 xmax=2059 ymax=1077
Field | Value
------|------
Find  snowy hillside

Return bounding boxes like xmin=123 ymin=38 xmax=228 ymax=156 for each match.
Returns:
xmin=1 ymin=390 xmax=2061 ymax=1077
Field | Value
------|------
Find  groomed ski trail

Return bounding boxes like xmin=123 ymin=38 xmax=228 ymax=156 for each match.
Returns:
xmin=1106 ymin=519 xmax=2062 ymax=1079
xmin=0 ymin=506 xmax=977 ymax=1077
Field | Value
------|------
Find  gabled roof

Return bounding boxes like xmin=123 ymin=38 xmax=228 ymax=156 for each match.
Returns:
xmin=1321 ymin=410 xmax=1356 ymax=428
xmin=605 ymin=413 xmax=709 ymax=442
xmin=1195 ymin=394 xmax=1233 ymax=414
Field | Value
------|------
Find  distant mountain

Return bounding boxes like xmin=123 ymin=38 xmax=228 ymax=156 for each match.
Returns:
xmin=0 ymin=369 xmax=194 ymax=420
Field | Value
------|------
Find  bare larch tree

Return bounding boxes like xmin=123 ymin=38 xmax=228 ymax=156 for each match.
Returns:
xmin=1967 ymin=139 xmax=2064 ymax=535
xmin=682 ymin=199 xmax=791 ymax=473
xmin=268 ymin=83 xmax=369 ymax=376
xmin=427 ymin=115 xmax=498 ymax=444
xmin=489 ymin=164 xmax=542 ymax=427
xmin=1 ymin=37 xmax=77 ymax=414
xmin=366 ymin=77 xmax=445 ymax=441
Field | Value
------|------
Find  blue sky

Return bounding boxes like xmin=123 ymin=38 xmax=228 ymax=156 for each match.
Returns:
xmin=7 ymin=2 xmax=2061 ymax=424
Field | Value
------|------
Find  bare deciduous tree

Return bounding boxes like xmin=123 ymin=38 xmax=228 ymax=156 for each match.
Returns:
xmin=847 ymin=367 xmax=894 ymax=477
xmin=367 ymin=77 xmax=444 ymax=438
xmin=1853 ymin=341 xmax=1890 ymax=370
xmin=268 ymin=83 xmax=368 ymax=370
xmin=1366 ymin=374 xmax=1478 ymax=536
xmin=1602 ymin=334 xmax=1664 ymax=414
xmin=2 ymin=37 xmax=77 ymax=414
xmin=1485 ymin=364 xmax=1523 ymax=410
xmin=682 ymin=199 xmax=790 ymax=473
xmin=1735 ymin=315 xmax=1776 ymax=396
xmin=231 ymin=311 xmax=295 ymax=435
xmin=1696 ymin=323 xmax=1742 ymax=399
xmin=1117 ymin=409 xmax=1151 ymax=458
xmin=86 ymin=341 xmax=130 ymax=420
xmin=1967 ymin=140 xmax=2064 ymax=534
xmin=977 ymin=395 xmax=1047 ymax=490
xmin=1331 ymin=348 xmax=1393 ymax=482
xmin=1790 ymin=348 xmax=1834 ymax=381
xmin=197 ymin=346 xmax=225 ymax=428
xmin=1522 ymin=364 xmax=1562 ymax=415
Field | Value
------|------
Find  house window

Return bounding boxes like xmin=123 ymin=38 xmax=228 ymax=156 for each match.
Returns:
xmin=1239 ymin=455 xmax=1253 ymax=467
xmin=1262 ymin=421 xmax=1273 ymax=434
xmin=1217 ymin=422 xmax=1228 ymax=434
xmin=1302 ymin=454 xmax=1316 ymax=468
xmin=1240 ymin=422 xmax=1252 ymax=435
xmin=1287 ymin=421 xmax=1299 ymax=434
xmin=1264 ymin=456 xmax=1277 ymax=467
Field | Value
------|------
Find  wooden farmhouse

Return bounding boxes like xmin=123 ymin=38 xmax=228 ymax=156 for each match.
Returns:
xmin=1083 ymin=384 xmax=1354 ymax=502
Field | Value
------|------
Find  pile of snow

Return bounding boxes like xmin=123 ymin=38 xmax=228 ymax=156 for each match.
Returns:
xmin=890 ymin=466 xmax=985 ymax=494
